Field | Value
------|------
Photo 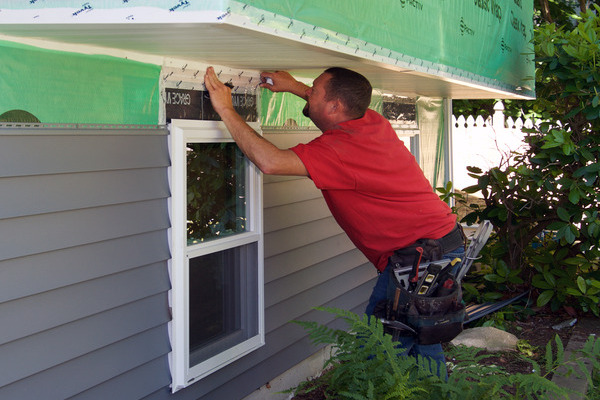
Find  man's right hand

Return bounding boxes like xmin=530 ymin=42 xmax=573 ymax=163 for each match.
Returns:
xmin=204 ymin=66 xmax=235 ymax=116
xmin=260 ymin=71 xmax=310 ymax=100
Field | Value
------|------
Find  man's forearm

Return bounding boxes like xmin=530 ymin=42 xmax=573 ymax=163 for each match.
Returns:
xmin=288 ymin=81 xmax=310 ymax=100
xmin=218 ymin=108 xmax=307 ymax=176
xmin=218 ymin=108 xmax=275 ymax=168
xmin=204 ymin=66 xmax=308 ymax=176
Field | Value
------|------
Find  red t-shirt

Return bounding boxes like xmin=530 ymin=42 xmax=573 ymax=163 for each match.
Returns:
xmin=291 ymin=109 xmax=456 ymax=271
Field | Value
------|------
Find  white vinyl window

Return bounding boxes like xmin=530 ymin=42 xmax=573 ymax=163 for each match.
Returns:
xmin=168 ymin=119 xmax=264 ymax=392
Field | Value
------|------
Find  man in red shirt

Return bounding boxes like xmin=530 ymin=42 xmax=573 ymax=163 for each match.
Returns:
xmin=204 ymin=66 xmax=464 ymax=377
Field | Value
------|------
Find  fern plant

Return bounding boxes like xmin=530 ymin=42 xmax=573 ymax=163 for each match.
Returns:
xmin=290 ymin=307 xmax=600 ymax=399
xmin=293 ymin=307 xmax=432 ymax=399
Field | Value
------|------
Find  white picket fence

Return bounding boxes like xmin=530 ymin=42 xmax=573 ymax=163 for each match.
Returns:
xmin=451 ymin=102 xmax=536 ymax=191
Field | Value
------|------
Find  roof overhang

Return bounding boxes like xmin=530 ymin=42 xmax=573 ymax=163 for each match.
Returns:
xmin=0 ymin=2 xmax=535 ymax=100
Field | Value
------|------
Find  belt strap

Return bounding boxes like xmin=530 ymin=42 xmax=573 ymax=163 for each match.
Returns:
xmin=438 ymin=223 xmax=466 ymax=254
xmin=390 ymin=223 xmax=466 ymax=270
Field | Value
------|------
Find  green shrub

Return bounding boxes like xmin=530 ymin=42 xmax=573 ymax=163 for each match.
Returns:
xmin=453 ymin=6 xmax=600 ymax=315
xmin=288 ymin=307 xmax=600 ymax=399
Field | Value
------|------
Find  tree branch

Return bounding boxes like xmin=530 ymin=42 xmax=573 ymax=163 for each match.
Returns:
xmin=538 ymin=0 xmax=553 ymax=23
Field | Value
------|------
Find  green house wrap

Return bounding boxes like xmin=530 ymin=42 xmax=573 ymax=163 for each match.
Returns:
xmin=0 ymin=40 xmax=160 ymax=125
xmin=0 ymin=0 xmax=533 ymax=123
xmin=242 ymin=0 xmax=534 ymax=97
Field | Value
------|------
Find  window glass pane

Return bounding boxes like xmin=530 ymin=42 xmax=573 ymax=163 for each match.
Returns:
xmin=187 ymin=143 xmax=247 ymax=244
xmin=188 ymin=242 xmax=258 ymax=367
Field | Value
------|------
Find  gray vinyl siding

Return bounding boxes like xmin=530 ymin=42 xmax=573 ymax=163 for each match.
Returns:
xmin=0 ymin=126 xmax=171 ymax=399
xmin=0 ymin=126 xmax=375 ymax=400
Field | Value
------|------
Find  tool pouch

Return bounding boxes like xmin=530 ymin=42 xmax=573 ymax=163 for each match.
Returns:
xmin=373 ymin=268 xmax=465 ymax=345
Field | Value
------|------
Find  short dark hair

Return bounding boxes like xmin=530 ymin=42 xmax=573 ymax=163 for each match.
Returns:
xmin=323 ymin=67 xmax=372 ymax=119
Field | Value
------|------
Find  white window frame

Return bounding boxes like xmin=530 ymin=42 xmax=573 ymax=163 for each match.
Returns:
xmin=168 ymin=119 xmax=264 ymax=392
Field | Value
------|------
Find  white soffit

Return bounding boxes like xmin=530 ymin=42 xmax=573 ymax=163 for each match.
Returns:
xmin=0 ymin=7 xmax=532 ymax=100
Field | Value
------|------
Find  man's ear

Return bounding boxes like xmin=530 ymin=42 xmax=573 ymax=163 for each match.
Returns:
xmin=328 ymin=99 xmax=344 ymax=115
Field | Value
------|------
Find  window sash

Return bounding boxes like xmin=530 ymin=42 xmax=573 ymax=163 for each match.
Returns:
xmin=186 ymin=142 xmax=248 ymax=244
xmin=169 ymin=120 xmax=264 ymax=392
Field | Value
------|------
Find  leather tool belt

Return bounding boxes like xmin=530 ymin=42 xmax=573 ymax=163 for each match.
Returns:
xmin=374 ymin=223 xmax=467 ymax=344
xmin=374 ymin=269 xmax=465 ymax=344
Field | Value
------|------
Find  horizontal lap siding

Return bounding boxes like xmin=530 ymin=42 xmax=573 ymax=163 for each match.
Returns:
xmin=256 ymin=132 xmax=376 ymax=394
xmin=262 ymin=131 xmax=375 ymax=333
xmin=0 ymin=168 xmax=168 ymax=220
xmin=0 ymin=127 xmax=171 ymax=399
xmin=0 ymin=126 xmax=377 ymax=400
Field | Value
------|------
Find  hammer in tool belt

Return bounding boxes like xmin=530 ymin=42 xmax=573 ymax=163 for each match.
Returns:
xmin=407 ymin=247 xmax=423 ymax=292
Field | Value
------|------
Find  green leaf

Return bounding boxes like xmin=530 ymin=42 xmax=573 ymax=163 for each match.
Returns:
xmin=537 ymin=290 xmax=555 ymax=307
xmin=483 ymin=291 xmax=504 ymax=301
xmin=552 ymin=129 xmax=565 ymax=143
xmin=555 ymin=248 xmax=569 ymax=261
xmin=543 ymin=41 xmax=555 ymax=56
xmin=562 ymin=142 xmax=575 ymax=155
xmin=558 ymin=224 xmax=577 ymax=244
xmin=545 ymin=338 xmax=554 ymax=367
xmin=569 ymin=189 xmax=581 ymax=204
xmin=466 ymin=166 xmax=482 ymax=174
xmin=462 ymin=184 xmax=481 ymax=194
xmin=547 ymin=221 xmax=568 ymax=230
xmin=543 ymin=271 xmax=556 ymax=287
xmin=532 ymin=275 xmax=553 ymax=290
xmin=484 ymin=274 xmax=503 ymax=283
xmin=509 ymin=275 xmax=525 ymax=284
xmin=589 ymin=279 xmax=600 ymax=289
xmin=555 ymin=335 xmax=564 ymax=364
xmin=577 ymin=276 xmax=587 ymax=293
xmin=496 ymin=260 xmax=510 ymax=277
xmin=462 ymin=282 xmax=479 ymax=296
xmin=498 ymin=208 xmax=508 ymax=222
xmin=557 ymin=207 xmax=570 ymax=222
xmin=541 ymin=141 xmax=561 ymax=149
xmin=586 ymin=287 xmax=600 ymax=296
xmin=588 ymin=223 xmax=600 ymax=238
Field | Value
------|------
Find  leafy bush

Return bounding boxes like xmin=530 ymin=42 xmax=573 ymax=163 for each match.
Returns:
xmin=457 ymin=5 xmax=600 ymax=315
xmin=289 ymin=307 xmax=600 ymax=399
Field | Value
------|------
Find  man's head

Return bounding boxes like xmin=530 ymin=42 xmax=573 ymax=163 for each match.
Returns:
xmin=303 ymin=67 xmax=372 ymax=130
xmin=323 ymin=67 xmax=372 ymax=119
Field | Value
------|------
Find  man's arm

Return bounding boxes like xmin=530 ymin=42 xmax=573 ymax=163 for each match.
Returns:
xmin=204 ymin=67 xmax=308 ymax=176
xmin=259 ymin=71 xmax=310 ymax=100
